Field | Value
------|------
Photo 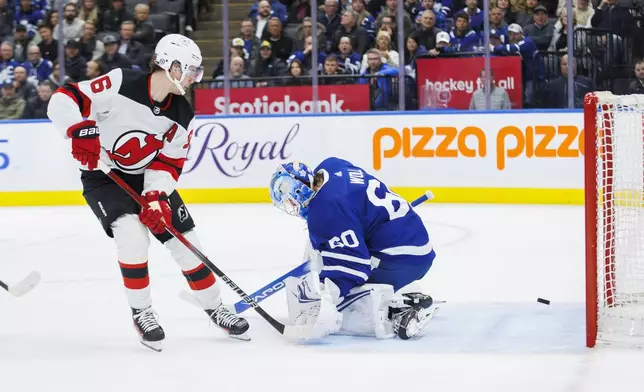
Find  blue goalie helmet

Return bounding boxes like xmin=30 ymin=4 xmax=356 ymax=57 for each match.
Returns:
xmin=269 ymin=161 xmax=316 ymax=219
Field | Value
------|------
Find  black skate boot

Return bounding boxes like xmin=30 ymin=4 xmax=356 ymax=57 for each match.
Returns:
xmin=132 ymin=307 xmax=165 ymax=352
xmin=205 ymin=305 xmax=250 ymax=341
xmin=389 ymin=293 xmax=438 ymax=340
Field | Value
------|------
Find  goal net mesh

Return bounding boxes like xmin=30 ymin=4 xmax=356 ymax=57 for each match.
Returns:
xmin=592 ymin=92 xmax=644 ymax=345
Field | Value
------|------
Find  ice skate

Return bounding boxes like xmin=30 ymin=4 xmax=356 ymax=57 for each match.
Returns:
xmin=390 ymin=293 xmax=439 ymax=340
xmin=132 ymin=306 xmax=165 ymax=352
xmin=206 ymin=305 xmax=250 ymax=341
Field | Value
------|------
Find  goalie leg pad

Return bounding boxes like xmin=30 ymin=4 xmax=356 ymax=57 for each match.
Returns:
xmin=112 ymin=214 xmax=152 ymax=310
xmin=337 ymin=284 xmax=396 ymax=339
xmin=165 ymin=230 xmax=221 ymax=310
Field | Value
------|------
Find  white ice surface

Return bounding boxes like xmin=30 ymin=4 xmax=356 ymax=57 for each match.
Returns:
xmin=1 ymin=204 xmax=643 ymax=392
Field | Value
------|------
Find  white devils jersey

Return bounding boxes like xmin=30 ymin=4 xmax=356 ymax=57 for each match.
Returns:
xmin=47 ymin=68 xmax=195 ymax=196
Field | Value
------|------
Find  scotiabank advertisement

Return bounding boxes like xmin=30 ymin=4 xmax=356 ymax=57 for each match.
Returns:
xmin=193 ymin=84 xmax=371 ymax=115
xmin=416 ymin=56 xmax=523 ymax=109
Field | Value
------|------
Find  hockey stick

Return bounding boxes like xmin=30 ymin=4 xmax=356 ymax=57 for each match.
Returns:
xmin=97 ymin=161 xmax=314 ymax=340
xmin=227 ymin=190 xmax=434 ymax=313
xmin=0 ymin=271 xmax=41 ymax=297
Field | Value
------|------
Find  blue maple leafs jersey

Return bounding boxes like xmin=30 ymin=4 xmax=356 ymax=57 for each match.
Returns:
xmin=307 ymin=157 xmax=433 ymax=297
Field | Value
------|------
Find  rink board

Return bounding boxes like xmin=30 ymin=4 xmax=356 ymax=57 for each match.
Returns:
xmin=0 ymin=110 xmax=584 ymax=206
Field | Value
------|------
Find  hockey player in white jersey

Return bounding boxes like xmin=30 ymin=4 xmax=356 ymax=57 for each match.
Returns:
xmin=47 ymin=34 xmax=250 ymax=351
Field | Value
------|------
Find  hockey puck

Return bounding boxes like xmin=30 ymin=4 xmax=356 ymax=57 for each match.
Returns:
xmin=537 ymin=298 xmax=550 ymax=305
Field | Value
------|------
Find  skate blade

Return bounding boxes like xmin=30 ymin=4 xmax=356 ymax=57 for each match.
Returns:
xmin=139 ymin=339 xmax=163 ymax=352
xmin=227 ymin=332 xmax=251 ymax=342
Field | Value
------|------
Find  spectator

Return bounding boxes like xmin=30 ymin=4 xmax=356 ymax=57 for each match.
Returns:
xmin=63 ymin=39 xmax=87 ymax=81
xmin=133 ymin=4 xmax=150 ymax=29
xmin=54 ymin=3 xmax=85 ymax=44
xmin=515 ymin=0 xmax=537 ymax=27
xmin=78 ymin=0 xmax=102 ymax=31
xmin=318 ymin=0 xmax=341 ymax=50
xmin=99 ymin=34 xmax=133 ymax=72
xmin=418 ymin=0 xmax=450 ymax=31
xmin=0 ymin=0 xmax=13 ymax=42
xmin=293 ymin=17 xmax=326 ymax=52
xmin=11 ymin=25 xmax=32 ymax=63
xmin=320 ymin=55 xmax=347 ymax=85
xmin=102 ymin=0 xmax=131 ymax=33
xmin=403 ymin=33 xmax=428 ymax=77
xmin=416 ymin=10 xmax=441 ymax=50
xmin=523 ymin=5 xmax=554 ymax=51
xmin=78 ymin=21 xmax=104 ymax=61
xmin=249 ymin=40 xmax=287 ymax=86
xmin=376 ymin=0 xmax=413 ymax=35
xmin=86 ymin=59 xmax=105 ymax=79
xmin=359 ymin=48 xmax=399 ymax=109
xmin=0 ymin=80 xmax=25 ymax=120
xmin=489 ymin=7 xmax=509 ymax=41
xmin=335 ymin=36 xmax=361 ymax=74
xmin=494 ymin=0 xmax=517 ymax=24
xmin=37 ymin=23 xmax=58 ymax=63
xmin=462 ymin=0 xmax=483 ymax=32
xmin=284 ymin=58 xmax=309 ymax=86
xmin=46 ymin=9 xmax=59 ymax=32
xmin=0 ymin=42 xmax=20 ymax=81
xmin=352 ymin=0 xmax=376 ymax=40
xmin=249 ymin=0 xmax=288 ymax=25
xmin=12 ymin=65 xmax=37 ymax=102
xmin=545 ymin=54 xmax=593 ymax=108
xmin=405 ymin=0 xmax=421 ymax=21
xmin=361 ymin=31 xmax=399 ymax=73
xmin=47 ymin=62 xmax=71 ymax=88
xmin=212 ymin=39 xmax=248 ymax=79
xmin=591 ymin=0 xmax=634 ymax=37
xmin=549 ymin=8 xmax=584 ymax=53
xmin=333 ymin=9 xmax=369 ymax=54
xmin=574 ymin=0 xmax=594 ymax=27
xmin=25 ymin=45 xmax=53 ymax=82
xmin=511 ymin=0 xmax=527 ymax=13
xmin=240 ymin=18 xmax=261 ymax=64
xmin=119 ymin=21 xmax=145 ymax=69
xmin=627 ymin=59 xmax=644 ymax=94
xmin=449 ymin=12 xmax=479 ymax=52
xmin=22 ymin=80 xmax=53 ymax=119
xmin=15 ymin=0 xmax=45 ymax=36
xmin=428 ymin=30 xmax=451 ymax=55
xmin=287 ymin=0 xmax=311 ymax=24
xmin=262 ymin=17 xmax=294 ymax=63
xmin=469 ymin=69 xmax=511 ymax=109
xmin=491 ymin=23 xmax=543 ymax=105
xmin=253 ymin=1 xmax=272 ymax=40
xmin=211 ymin=56 xmax=253 ymax=88
xmin=376 ymin=15 xmax=399 ymax=50
xmin=288 ymin=35 xmax=326 ymax=73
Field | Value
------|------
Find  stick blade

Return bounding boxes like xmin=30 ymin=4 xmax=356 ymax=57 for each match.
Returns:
xmin=8 ymin=271 xmax=41 ymax=297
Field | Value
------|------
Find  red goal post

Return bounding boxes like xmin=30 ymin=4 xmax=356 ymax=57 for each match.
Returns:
xmin=584 ymin=91 xmax=644 ymax=348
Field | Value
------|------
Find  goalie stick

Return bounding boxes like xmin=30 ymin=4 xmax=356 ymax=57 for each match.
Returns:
xmin=0 ymin=271 xmax=41 ymax=297
xmin=97 ymin=160 xmax=315 ymax=340
xmin=183 ymin=190 xmax=434 ymax=313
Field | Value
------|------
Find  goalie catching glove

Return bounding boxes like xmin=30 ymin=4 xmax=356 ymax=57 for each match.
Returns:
xmin=139 ymin=191 xmax=172 ymax=234
xmin=285 ymin=271 xmax=343 ymax=340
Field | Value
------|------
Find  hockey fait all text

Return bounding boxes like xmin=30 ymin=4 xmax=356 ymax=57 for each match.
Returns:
xmin=373 ymin=125 xmax=585 ymax=171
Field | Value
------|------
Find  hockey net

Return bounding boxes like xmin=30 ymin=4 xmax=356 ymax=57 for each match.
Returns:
xmin=585 ymin=92 xmax=644 ymax=348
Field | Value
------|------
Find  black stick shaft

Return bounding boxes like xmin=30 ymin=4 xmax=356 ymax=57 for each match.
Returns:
xmin=103 ymin=168 xmax=286 ymax=335
xmin=0 ymin=280 xmax=8 ymax=291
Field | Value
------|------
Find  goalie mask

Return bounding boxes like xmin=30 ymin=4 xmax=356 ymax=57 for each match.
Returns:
xmin=269 ymin=162 xmax=316 ymax=220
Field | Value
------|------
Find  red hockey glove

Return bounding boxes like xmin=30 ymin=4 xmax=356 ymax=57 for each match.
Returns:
xmin=139 ymin=191 xmax=172 ymax=234
xmin=66 ymin=120 xmax=101 ymax=171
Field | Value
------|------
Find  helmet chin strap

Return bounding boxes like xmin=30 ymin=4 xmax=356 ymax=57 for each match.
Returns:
xmin=164 ymin=69 xmax=186 ymax=95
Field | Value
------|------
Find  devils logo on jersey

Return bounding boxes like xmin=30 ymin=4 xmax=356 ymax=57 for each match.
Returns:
xmin=108 ymin=130 xmax=164 ymax=172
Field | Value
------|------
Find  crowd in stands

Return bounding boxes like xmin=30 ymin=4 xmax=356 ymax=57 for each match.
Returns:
xmin=209 ymin=0 xmax=644 ymax=110
xmin=0 ymin=0 xmax=198 ymax=120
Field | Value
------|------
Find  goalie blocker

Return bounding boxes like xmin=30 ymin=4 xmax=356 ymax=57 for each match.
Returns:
xmin=270 ymin=157 xmax=437 ymax=340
